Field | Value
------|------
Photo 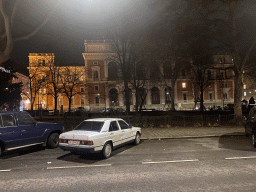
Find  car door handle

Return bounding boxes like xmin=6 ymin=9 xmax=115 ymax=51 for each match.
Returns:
xmin=110 ymin=133 xmax=114 ymax=135
xmin=21 ymin=130 xmax=26 ymax=132
xmin=122 ymin=131 xmax=125 ymax=132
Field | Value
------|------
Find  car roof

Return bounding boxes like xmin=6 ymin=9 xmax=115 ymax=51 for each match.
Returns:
xmin=0 ymin=111 xmax=20 ymax=114
xmin=85 ymin=118 xmax=124 ymax=122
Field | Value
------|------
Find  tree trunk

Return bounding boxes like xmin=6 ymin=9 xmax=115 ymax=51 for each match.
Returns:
xmin=200 ymin=85 xmax=204 ymax=111
xmin=135 ymin=91 xmax=139 ymax=113
xmin=68 ymin=97 xmax=72 ymax=112
xmin=171 ymin=81 xmax=176 ymax=111
xmin=30 ymin=100 xmax=34 ymax=111
xmin=54 ymin=95 xmax=58 ymax=115
xmin=124 ymin=80 xmax=130 ymax=114
xmin=234 ymin=71 xmax=243 ymax=120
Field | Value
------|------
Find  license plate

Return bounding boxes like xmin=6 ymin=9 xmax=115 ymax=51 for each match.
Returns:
xmin=68 ymin=140 xmax=80 ymax=145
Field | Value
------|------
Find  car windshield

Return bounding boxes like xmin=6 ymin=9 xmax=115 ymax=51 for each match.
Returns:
xmin=74 ymin=121 xmax=104 ymax=132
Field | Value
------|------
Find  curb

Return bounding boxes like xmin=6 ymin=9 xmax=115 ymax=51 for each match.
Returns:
xmin=141 ymin=133 xmax=245 ymax=140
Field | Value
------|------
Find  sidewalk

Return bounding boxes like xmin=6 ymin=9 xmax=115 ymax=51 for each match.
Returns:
xmin=141 ymin=126 xmax=245 ymax=140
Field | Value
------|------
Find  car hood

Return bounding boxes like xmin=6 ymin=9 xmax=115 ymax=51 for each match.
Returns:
xmin=60 ymin=130 xmax=100 ymax=140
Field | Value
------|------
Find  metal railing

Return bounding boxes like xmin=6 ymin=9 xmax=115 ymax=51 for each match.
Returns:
xmin=36 ymin=113 xmax=237 ymax=131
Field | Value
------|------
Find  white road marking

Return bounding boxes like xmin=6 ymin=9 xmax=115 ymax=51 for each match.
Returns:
xmin=225 ymin=156 xmax=256 ymax=160
xmin=0 ymin=169 xmax=11 ymax=172
xmin=47 ymin=164 xmax=112 ymax=170
xmin=142 ymin=159 xmax=199 ymax=164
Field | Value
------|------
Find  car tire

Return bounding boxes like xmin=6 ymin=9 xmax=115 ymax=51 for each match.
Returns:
xmin=102 ymin=142 xmax=112 ymax=159
xmin=252 ymin=132 xmax=256 ymax=148
xmin=134 ymin=132 xmax=141 ymax=145
xmin=47 ymin=133 xmax=60 ymax=149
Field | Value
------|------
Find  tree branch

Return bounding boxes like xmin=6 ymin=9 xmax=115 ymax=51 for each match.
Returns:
xmin=13 ymin=13 xmax=51 ymax=41
xmin=0 ymin=0 xmax=13 ymax=64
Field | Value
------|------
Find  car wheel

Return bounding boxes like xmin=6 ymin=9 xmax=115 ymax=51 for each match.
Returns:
xmin=47 ymin=133 xmax=60 ymax=149
xmin=102 ymin=142 xmax=112 ymax=159
xmin=252 ymin=132 xmax=256 ymax=148
xmin=134 ymin=132 xmax=141 ymax=145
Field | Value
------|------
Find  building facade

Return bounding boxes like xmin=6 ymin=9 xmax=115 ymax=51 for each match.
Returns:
xmin=82 ymin=40 xmax=235 ymax=111
xmin=28 ymin=53 xmax=86 ymax=112
xmin=29 ymin=41 xmax=236 ymax=112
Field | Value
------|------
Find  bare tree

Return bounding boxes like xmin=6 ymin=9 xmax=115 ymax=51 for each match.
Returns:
xmin=44 ymin=62 xmax=62 ymax=114
xmin=60 ymin=66 xmax=83 ymax=113
xmin=0 ymin=0 xmax=51 ymax=64
xmin=108 ymin=31 xmax=137 ymax=114
xmin=27 ymin=66 xmax=45 ymax=111
xmin=145 ymin=30 xmax=188 ymax=111
xmin=190 ymin=54 xmax=214 ymax=111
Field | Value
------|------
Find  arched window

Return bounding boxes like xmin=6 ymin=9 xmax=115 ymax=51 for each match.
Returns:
xmin=108 ymin=62 xmax=118 ymax=80
xmin=151 ymin=87 xmax=160 ymax=104
xmin=93 ymin=71 xmax=99 ymax=80
xmin=165 ymin=87 xmax=172 ymax=102
xmin=109 ymin=88 xmax=119 ymax=106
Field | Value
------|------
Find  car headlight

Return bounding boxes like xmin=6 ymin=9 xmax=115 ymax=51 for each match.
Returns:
xmin=59 ymin=139 xmax=68 ymax=143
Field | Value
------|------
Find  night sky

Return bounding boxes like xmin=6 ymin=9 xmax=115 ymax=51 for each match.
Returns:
xmin=9 ymin=0 xmax=158 ymax=75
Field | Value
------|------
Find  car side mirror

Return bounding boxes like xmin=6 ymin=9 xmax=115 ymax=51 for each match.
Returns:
xmin=128 ymin=125 xmax=132 ymax=128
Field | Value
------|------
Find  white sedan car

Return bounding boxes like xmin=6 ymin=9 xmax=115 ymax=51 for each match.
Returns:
xmin=59 ymin=118 xmax=141 ymax=158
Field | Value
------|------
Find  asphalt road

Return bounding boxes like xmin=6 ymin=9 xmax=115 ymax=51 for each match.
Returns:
xmin=1 ymin=136 xmax=256 ymax=191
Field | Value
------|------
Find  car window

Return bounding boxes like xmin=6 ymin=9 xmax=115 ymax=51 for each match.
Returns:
xmin=74 ymin=121 xmax=104 ymax=132
xmin=2 ymin=114 xmax=16 ymax=127
xmin=16 ymin=112 xmax=36 ymax=126
xmin=118 ymin=120 xmax=129 ymax=130
xmin=109 ymin=121 xmax=119 ymax=132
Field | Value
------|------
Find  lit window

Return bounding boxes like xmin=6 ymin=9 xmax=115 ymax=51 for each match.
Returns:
xmin=244 ymin=92 xmax=247 ymax=96
xmin=243 ymin=84 xmax=246 ymax=89
xmin=182 ymin=83 xmax=186 ymax=88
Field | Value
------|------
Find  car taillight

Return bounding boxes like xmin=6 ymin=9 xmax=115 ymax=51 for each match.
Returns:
xmin=80 ymin=140 xmax=94 ymax=145
xmin=59 ymin=139 xmax=68 ymax=143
